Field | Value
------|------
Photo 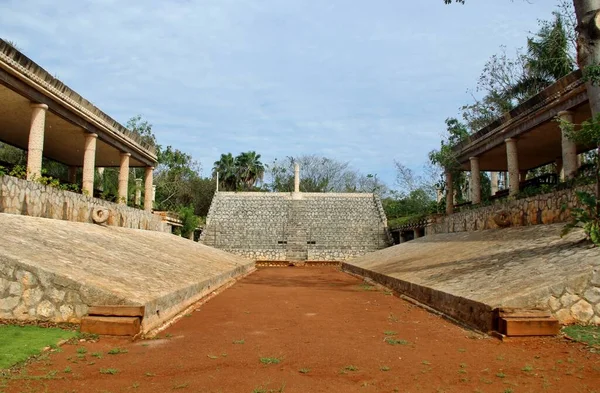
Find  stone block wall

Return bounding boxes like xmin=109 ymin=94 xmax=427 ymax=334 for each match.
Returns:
xmin=0 ymin=258 xmax=129 ymax=323
xmin=0 ymin=175 xmax=167 ymax=232
xmin=201 ymin=192 xmax=391 ymax=261
xmin=428 ymin=183 xmax=596 ymax=235
xmin=543 ymin=268 xmax=600 ymax=325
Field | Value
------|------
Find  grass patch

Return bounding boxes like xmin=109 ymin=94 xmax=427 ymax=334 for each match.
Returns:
xmin=563 ymin=325 xmax=600 ymax=347
xmin=522 ymin=364 xmax=534 ymax=372
xmin=383 ymin=331 xmax=397 ymax=336
xmin=100 ymin=368 xmax=119 ymax=375
xmin=384 ymin=337 xmax=409 ymax=346
xmin=259 ymin=357 xmax=281 ymax=365
xmin=0 ymin=325 xmax=76 ymax=369
xmin=232 ymin=339 xmax=245 ymax=344
xmin=299 ymin=368 xmax=310 ymax=374
xmin=107 ymin=348 xmax=128 ymax=355
xmin=252 ymin=383 xmax=286 ymax=393
xmin=380 ymin=365 xmax=390 ymax=371
xmin=91 ymin=352 xmax=103 ymax=359
xmin=343 ymin=365 xmax=358 ymax=371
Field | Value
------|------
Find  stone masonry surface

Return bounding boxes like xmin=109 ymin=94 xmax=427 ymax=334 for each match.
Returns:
xmin=428 ymin=183 xmax=596 ymax=235
xmin=200 ymin=192 xmax=391 ymax=261
xmin=0 ymin=213 xmax=254 ymax=332
xmin=0 ymin=175 xmax=167 ymax=232
xmin=345 ymin=224 xmax=600 ymax=331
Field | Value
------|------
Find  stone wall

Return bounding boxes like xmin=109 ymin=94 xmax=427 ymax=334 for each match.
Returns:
xmin=544 ymin=269 xmax=600 ymax=325
xmin=201 ymin=192 xmax=391 ymax=261
xmin=0 ymin=258 xmax=127 ymax=323
xmin=0 ymin=175 xmax=167 ymax=232
xmin=428 ymin=183 xmax=596 ymax=235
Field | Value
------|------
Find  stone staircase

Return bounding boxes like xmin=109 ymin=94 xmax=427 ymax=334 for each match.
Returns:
xmin=285 ymin=199 xmax=308 ymax=262
xmin=81 ymin=306 xmax=144 ymax=336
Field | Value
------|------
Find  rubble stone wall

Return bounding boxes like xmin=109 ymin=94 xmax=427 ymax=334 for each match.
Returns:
xmin=0 ymin=175 xmax=167 ymax=232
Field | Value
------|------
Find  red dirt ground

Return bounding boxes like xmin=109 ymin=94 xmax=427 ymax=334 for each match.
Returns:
xmin=2 ymin=267 xmax=600 ymax=393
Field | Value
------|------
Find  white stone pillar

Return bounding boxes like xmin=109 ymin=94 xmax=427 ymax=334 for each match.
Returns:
xmin=469 ymin=156 xmax=481 ymax=204
xmin=491 ymin=172 xmax=498 ymax=196
xmin=135 ymin=179 xmax=142 ymax=206
xmin=558 ymin=110 xmax=577 ymax=180
xmin=82 ymin=133 xmax=98 ymax=196
xmin=144 ymin=166 xmax=154 ymax=212
xmin=505 ymin=138 xmax=520 ymax=196
xmin=294 ymin=163 xmax=300 ymax=193
xmin=556 ymin=157 xmax=564 ymax=181
xmin=67 ymin=166 xmax=77 ymax=184
xmin=118 ymin=153 xmax=130 ymax=204
xmin=26 ymin=103 xmax=48 ymax=180
xmin=445 ymin=170 xmax=453 ymax=215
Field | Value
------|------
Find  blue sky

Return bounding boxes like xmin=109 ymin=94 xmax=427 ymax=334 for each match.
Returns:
xmin=1 ymin=0 xmax=561 ymax=187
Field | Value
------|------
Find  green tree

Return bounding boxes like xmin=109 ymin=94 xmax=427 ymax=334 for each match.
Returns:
xmin=235 ymin=151 xmax=265 ymax=190
xmin=213 ymin=153 xmax=238 ymax=191
xmin=428 ymin=118 xmax=469 ymax=203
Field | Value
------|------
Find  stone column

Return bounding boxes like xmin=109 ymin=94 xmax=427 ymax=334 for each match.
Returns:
xmin=445 ymin=170 xmax=453 ymax=215
xmin=505 ymin=138 xmax=520 ymax=196
xmin=118 ymin=153 xmax=130 ymax=204
xmin=67 ymin=166 xmax=78 ymax=184
xmin=556 ymin=157 xmax=564 ymax=181
xmin=26 ymin=103 xmax=48 ymax=180
xmin=294 ymin=163 xmax=300 ymax=193
xmin=144 ymin=166 xmax=154 ymax=212
xmin=135 ymin=179 xmax=142 ymax=206
xmin=469 ymin=156 xmax=481 ymax=204
xmin=82 ymin=133 xmax=98 ymax=196
xmin=558 ymin=110 xmax=577 ymax=180
xmin=491 ymin=172 xmax=498 ymax=196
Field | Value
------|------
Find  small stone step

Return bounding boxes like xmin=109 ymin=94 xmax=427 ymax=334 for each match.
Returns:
xmin=88 ymin=305 xmax=145 ymax=317
xmin=81 ymin=316 xmax=141 ymax=336
xmin=498 ymin=317 xmax=560 ymax=337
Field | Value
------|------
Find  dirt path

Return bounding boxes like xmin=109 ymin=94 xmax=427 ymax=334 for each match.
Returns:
xmin=2 ymin=267 xmax=600 ymax=393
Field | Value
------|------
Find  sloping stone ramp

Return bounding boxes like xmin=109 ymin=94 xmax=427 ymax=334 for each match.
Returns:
xmin=0 ymin=213 xmax=254 ymax=333
xmin=344 ymin=224 xmax=600 ymax=332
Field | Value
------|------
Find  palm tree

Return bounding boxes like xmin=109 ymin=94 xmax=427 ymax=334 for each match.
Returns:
xmin=213 ymin=153 xmax=237 ymax=191
xmin=235 ymin=151 xmax=265 ymax=190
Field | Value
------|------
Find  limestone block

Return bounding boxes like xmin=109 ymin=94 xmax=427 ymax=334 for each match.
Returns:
xmin=47 ymin=287 xmax=66 ymax=303
xmin=59 ymin=304 xmax=74 ymax=321
xmin=548 ymin=296 xmax=561 ymax=312
xmin=590 ymin=316 xmax=600 ymax=325
xmin=571 ymin=300 xmax=594 ymax=323
xmin=0 ymin=264 xmax=14 ymax=278
xmin=555 ymin=308 xmax=575 ymax=324
xmin=0 ymin=296 xmax=21 ymax=311
xmin=36 ymin=300 xmax=56 ymax=319
xmin=15 ymin=270 xmax=38 ymax=287
xmin=8 ymin=282 xmax=21 ymax=296
xmin=22 ymin=288 xmax=44 ymax=305
xmin=560 ymin=292 xmax=580 ymax=308
xmin=584 ymin=287 xmax=600 ymax=304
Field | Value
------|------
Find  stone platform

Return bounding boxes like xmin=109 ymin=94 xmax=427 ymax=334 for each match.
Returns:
xmin=0 ymin=213 xmax=254 ymax=333
xmin=343 ymin=224 xmax=600 ymax=332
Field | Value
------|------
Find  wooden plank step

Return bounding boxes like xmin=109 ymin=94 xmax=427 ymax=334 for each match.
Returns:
xmin=499 ymin=317 xmax=560 ymax=337
xmin=88 ymin=305 xmax=145 ymax=317
xmin=81 ymin=316 xmax=141 ymax=336
xmin=498 ymin=308 xmax=551 ymax=319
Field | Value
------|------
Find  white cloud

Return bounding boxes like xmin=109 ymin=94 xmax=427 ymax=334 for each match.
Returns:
xmin=0 ymin=0 xmax=559 ymax=186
